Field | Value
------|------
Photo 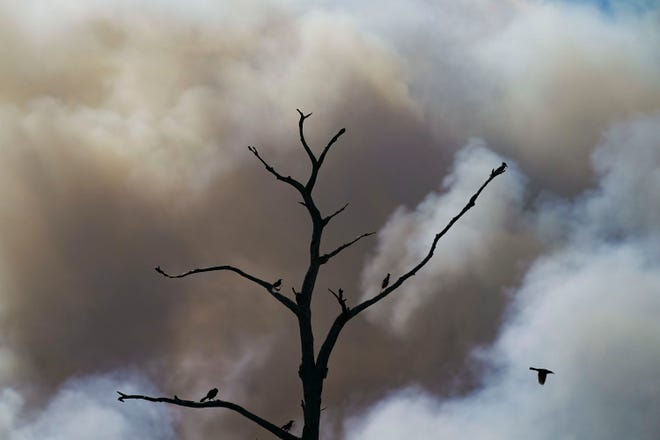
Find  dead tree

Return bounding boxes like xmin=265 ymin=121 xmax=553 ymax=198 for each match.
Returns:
xmin=117 ymin=110 xmax=507 ymax=439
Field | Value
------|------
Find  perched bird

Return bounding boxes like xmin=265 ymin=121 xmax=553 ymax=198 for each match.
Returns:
xmin=492 ymin=162 xmax=507 ymax=176
xmin=381 ymin=273 xmax=390 ymax=289
xmin=280 ymin=420 xmax=294 ymax=432
xmin=529 ymin=367 xmax=554 ymax=385
xmin=272 ymin=279 xmax=282 ymax=291
xmin=200 ymin=388 xmax=219 ymax=402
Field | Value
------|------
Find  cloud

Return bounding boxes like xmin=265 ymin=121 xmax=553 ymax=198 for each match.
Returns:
xmin=471 ymin=2 xmax=660 ymax=189
xmin=0 ymin=1 xmax=417 ymax=189
xmin=346 ymin=0 xmax=660 ymax=192
xmin=0 ymin=373 xmax=176 ymax=440
xmin=1 ymin=0 xmax=659 ymax=438
xmin=0 ymin=2 xmax=426 ymax=436
xmin=360 ymin=140 xmax=530 ymax=334
xmin=582 ymin=114 xmax=660 ymax=244
xmin=349 ymin=244 xmax=660 ymax=439
xmin=347 ymin=114 xmax=660 ymax=439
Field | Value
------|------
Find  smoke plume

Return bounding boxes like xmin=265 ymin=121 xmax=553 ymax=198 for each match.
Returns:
xmin=1 ymin=0 xmax=659 ymax=438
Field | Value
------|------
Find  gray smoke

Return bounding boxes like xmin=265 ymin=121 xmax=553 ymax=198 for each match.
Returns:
xmin=348 ymin=114 xmax=660 ymax=439
xmin=1 ymin=0 xmax=659 ymax=438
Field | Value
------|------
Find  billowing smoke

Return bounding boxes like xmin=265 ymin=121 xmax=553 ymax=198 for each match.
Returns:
xmin=1 ymin=0 xmax=659 ymax=438
xmin=360 ymin=141 xmax=530 ymax=334
xmin=348 ymin=114 xmax=660 ymax=439
xmin=0 ymin=373 xmax=176 ymax=439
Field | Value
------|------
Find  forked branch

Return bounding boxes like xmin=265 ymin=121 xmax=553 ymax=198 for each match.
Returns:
xmin=116 ymin=392 xmax=298 ymax=440
xmin=155 ymin=265 xmax=298 ymax=315
xmin=293 ymin=109 xmax=347 ymax=193
xmin=328 ymin=288 xmax=349 ymax=314
xmin=296 ymin=109 xmax=315 ymax=165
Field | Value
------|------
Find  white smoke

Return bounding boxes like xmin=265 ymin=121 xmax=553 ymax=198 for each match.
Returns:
xmin=0 ymin=373 xmax=176 ymax=440
xmin=348 ymin=114 xmax=660 ymax=439
xmin=360 ymin=140 xmax=528 ymax=333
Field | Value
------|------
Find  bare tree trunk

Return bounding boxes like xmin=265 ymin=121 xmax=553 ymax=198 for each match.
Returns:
xmin=301 ymin=368 xmax=323 ymax=439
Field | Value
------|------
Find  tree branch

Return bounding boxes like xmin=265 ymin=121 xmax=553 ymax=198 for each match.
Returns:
xmin=316 ymin=163 xmax=507 ymax=372
xmin=319 ymin=232 xmax=375 ymax=264
xmin=328 ymin=288 xmax=349 ymax=314
xmin=155 ymin=265 xmax=298 ymax=315
xmin=323 ymin=203 xmax=349 ymax=226
xmin=317 ymin=128 xmax=346 ymax=168
xmin=294 ymin=110 xmax=346 ymax=195
xmin=315 ymin=313 xmax=349 ymax=374
xmin=351 ymin=162 xmax=507 ymax=317
xmin=296 ymin=109 xmax=316 ymax=166
xmin=116 ymin=392 xmax=299 ymax=440
xmin=248 ymin=145 xmax=306 ymax=195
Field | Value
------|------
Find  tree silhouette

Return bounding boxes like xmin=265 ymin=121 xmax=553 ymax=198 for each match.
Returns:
xmin=117 ymin=110 xmax=507 ymax=439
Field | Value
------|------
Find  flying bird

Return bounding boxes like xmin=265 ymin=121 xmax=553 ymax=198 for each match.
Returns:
xmin=529 ymin=367 xmax=554 ymax=385
xmin=200 ymin=387 xmax=218 ymax=402
xmin=381 ymin=273 xmax=390 ymax=289
xmin=272 ymin=279 xmax=282 ymax=291
xmin=280 ymin=420 xmax=294 ymax=432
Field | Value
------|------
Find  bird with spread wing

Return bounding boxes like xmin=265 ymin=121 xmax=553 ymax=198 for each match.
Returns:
xmin=529 ymin=367 xmax=554 ymax=385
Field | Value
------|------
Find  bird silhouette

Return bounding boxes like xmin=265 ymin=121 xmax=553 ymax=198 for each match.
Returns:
xmin=272 ymin=279 xmax=282 ymax=291
xmin=200 ymin=388 xmax=218 ymax=402
xmin=381 ymin=273 xmax=390 ymax=289
xmin=529 ymin=367 xmax=554 ymax=385
xmin=280 ymin=420 xmax=294 ymax=432
xmin=492 ymin=162 xmax=507 ymax=176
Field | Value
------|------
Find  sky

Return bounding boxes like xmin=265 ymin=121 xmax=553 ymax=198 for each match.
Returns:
xmin=0 ymin=0 xmax=659 ymax=438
